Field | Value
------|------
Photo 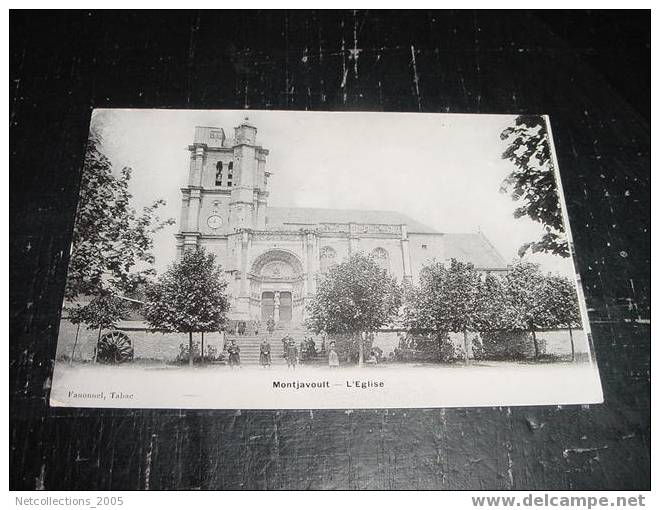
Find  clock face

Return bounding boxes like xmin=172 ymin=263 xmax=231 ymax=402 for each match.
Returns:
xmin=207 ymin=215 xmax=223 ymax=230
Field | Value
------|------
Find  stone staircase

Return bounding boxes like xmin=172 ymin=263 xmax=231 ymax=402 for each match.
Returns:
xmin=226 ymin=323 xmax=326 ymax=366
xmin=226 ymin=333 xmax=287 ymax=366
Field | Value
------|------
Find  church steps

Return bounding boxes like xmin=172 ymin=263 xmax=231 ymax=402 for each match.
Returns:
xmin=225 ymin=328 xmax=325 ymax=366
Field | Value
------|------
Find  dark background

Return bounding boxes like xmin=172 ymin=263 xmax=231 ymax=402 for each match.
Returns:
xmin=10 ymin=10 xmax=650 ymax=490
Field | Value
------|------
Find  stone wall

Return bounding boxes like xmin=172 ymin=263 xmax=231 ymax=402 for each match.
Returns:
xmin=56 ymin=317 xmax=591 ymax=364
xmin=371 ymin=328 xmax=591 ymax=360
xmin=55 ymin=320 xmax=225 ymax=362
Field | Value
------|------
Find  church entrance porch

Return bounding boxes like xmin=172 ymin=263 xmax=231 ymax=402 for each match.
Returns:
xmin=248 ymin=248 xmax=306 ymax=325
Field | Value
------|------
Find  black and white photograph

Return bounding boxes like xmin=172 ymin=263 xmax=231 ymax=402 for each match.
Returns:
xmin=11 ymin=9 xmax=650 ymax=494
xmin=50 ymin=110 xmax=603 ymax=409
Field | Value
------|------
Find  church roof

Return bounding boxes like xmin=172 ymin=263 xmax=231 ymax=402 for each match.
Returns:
xmin=426 ymin=232 xmax=508 ymax=269
xmin=266 ymin=206 xmax=439 ymax=234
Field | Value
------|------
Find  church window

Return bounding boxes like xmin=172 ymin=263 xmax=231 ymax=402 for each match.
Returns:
xmin=227 ymin=161 xmax=234 ymax=186
xmin=215 ymin=161 xmax=223 ymax=185
xmin=319 ymin=246 xmax=337 ymax=273
xmin=371 ymin=247 xmax=390 ymax=273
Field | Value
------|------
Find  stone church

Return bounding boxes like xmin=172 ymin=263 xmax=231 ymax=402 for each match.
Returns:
xmin=175 ymin=120 xmax=507 ymax=326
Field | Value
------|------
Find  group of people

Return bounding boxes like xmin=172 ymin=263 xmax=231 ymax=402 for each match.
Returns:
xmin=224 ymin=335 xmax=340 ymax=369
xmin=232 ymin=317 xmax=277 ymax=337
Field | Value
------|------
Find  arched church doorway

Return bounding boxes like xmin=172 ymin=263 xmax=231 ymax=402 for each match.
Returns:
xmin=251 ymin=249 xmax=305 ymax=324
xmin=260 ymin=291 xmax=293 ymax=322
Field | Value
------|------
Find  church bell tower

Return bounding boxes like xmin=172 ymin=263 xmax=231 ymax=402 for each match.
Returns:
xmin=228 ymin=119 xmax=269 ymax=232
xmin=176 ymin=118 xmax=270 ymax=256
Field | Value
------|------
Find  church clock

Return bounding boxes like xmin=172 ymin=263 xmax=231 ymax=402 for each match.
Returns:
xmin=207 ymin=215 xmax=223 ymax=230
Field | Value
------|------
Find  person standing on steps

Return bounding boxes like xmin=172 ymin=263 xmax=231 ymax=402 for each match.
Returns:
xmin=227 ymin=339 xmax=241 ymax=369
xmin=267 ymin=316 xmax=275 ymax=336
xmin=259 ymin=338 xmax=271 ymax=368
xmin=286 ymin=338 xmax=298 ymax=370
xmin=328 ymin=341 xmax=339 ymax=369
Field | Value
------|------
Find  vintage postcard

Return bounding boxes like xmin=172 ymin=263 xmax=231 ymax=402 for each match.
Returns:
xmin=50 ymin=110 xmax=603 ymax=409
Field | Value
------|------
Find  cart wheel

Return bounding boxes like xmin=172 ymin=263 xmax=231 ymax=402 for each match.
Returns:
xmin=97 ymin=331 xmax=134 ymax=364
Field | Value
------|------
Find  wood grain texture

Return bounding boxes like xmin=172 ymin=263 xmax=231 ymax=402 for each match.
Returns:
xmin=10 ymin=10 xmax=650 ymax=490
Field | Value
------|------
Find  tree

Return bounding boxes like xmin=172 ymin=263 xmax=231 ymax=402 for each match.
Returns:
xmin=403 ymin=259 xmax=480 ymax=363
xmin=474 ymin=272 xmax=509 ymax=332
xmin=442 ymin=260 xmax=481 ymax=363
xmin=143 ymin=248 xmax=229 ymax=367
xmin=67 ymin=310 xmax=83 ymax=364
xmin=501 ymin=261 xmax=557 ymax=358
xmin=542 ymin=274 xmax=582 ymax=361
xmin=67 ymin=293 xmax=128 ymax=362
xmin=402 ymin=262 xmax=447 ymax=333
xmin=404 ymin=261 xmax=458 ymax=360
xmin=500 ymin=115 xmax=569 ymax=258
xmin=305 ymin=252 xmax=401 ymax=366
xmin=474 ymin=271 xmax=523 ymax=360
xmin=64 ymin=133 xmax=174 ymax=300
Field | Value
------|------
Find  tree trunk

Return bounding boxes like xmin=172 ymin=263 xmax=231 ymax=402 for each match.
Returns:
xmin=358 ymin=332 xmax=364 ymax=368
xmin=69 ymin=323 xmax=81 ymax=365
xmin=531 ymin=325 xmax=539 ymax=359
xmin=569 ymin=326 xmax=575 ymax=362
xmin=94 ymin=327 xmax=102 ymax=363
xmin=201 ymin=332 xmax=205 ymax=364
xmin=188 ymin=331 xmax=194 ymax=367
xmin=463 ymin=329 xmax=470 ymax=364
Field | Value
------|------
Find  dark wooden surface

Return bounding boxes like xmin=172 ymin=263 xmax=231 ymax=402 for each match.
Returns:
xmin=10 ymin=10 xmax=650 ymax=490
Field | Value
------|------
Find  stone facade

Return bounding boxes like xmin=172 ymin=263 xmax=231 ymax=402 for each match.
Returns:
xmin=175 ymin=120 xmax=509 ymax=325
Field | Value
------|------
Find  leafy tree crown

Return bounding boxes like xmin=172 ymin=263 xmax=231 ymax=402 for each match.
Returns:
xmin=305 ymin=252 xmax=402 ymax=335
xmin=500 ymin=115 xmax=569 ymax=258
xmin=65 ymin=134 xmax=174 ymax=300
xmin=67 ymin=292 xmax=128 ymax=331
xmin=404 ymin=259 xmax=480 ymax=333
xmin=404 ymin=259 xmax=582 ymax=333
xmin=143 ymin=248 xmax=230 ymax=333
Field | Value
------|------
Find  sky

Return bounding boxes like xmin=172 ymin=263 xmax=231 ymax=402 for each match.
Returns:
xmin=90 ymin=109 xmax=577 ymax=277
